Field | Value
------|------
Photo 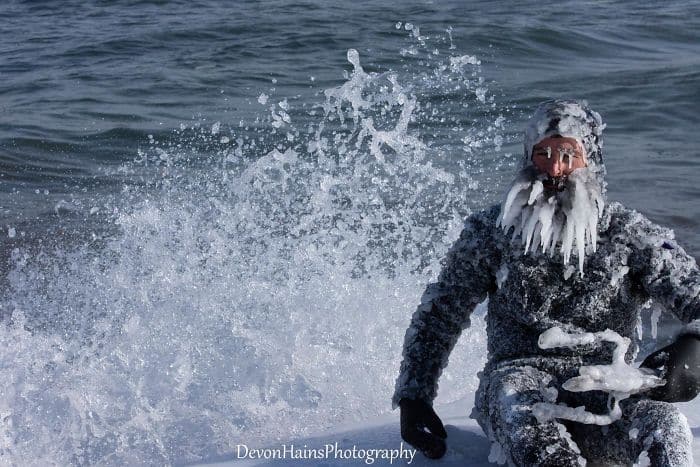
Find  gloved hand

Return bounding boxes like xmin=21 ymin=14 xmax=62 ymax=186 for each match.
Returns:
xmin=641 ymin=334 xmax=700 ymax=402
xmin=399 ymin=398 xmax=447 ymax=459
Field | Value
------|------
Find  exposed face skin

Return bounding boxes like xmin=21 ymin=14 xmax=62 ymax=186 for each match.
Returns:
xmin=531 ymin=136 xmax=588 ymax=190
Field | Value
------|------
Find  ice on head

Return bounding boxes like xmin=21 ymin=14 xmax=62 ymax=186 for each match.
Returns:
xmin=522 ymin=99 xmax=605 ymax=167
xmin=498 ymin=99 xmax=606 ymax=275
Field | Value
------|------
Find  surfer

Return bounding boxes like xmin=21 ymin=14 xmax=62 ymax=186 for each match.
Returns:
xmin=393 ymin=100 xmax=700 ymax=466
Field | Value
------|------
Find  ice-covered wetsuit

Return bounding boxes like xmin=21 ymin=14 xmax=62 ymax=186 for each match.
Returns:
xmin=392 ymin=201 xmax=699 ymax=466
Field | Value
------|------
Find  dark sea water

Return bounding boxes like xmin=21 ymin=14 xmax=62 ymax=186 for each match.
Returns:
xmin=3 ymin=1 xmax=700 ymax=253
xmin=1 ymin=1 xmax=699 ymax=465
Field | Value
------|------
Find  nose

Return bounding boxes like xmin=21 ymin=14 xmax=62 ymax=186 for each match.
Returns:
xmin=544 ymin=157 xmax=564 ymax=177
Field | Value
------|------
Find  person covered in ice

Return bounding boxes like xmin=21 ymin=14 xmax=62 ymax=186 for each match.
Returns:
xmin=393 ymin=99 xmax=700 ymax=466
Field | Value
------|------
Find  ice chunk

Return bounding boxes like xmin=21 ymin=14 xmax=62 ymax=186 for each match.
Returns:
xmin=555 ymin=422 xmax=582 ymax=454
xmin=563 ymin=265 xmax=576 ymax=281
xmin=650 ymin=308 xmax=661 ymax=340
xmin=610 ymin=265 xmax=629 ymax=286
xmin=538 ymin=326 xmax=595 ymax=349
xmin=634 ymin=450 xmax=650 ymax=467
xmin=534 ymin=327 xmax=665 ymax=425
xmin=488 ymin=441 xmax=507 ymax=465
xmin=496 ymin=263 xmax=509 ymax=288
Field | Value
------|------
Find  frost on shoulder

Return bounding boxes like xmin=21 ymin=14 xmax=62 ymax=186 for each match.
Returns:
xmin=532 ymin=327 xmax=665 ymax=425
xmin=610 ymin=203 xmax=700 ymax=329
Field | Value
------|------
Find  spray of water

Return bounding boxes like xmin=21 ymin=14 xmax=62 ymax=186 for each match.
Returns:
xmin=0 ymin=28 xmax=508 ymax=465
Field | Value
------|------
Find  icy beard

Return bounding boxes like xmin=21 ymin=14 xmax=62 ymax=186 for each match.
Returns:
xmin=497 ymin=166 xmax=604 ymax=275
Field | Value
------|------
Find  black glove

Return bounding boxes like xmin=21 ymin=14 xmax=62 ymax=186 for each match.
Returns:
xmin=399 ymin=398 xmax=447 ymax=459
xmin=641 ymin=334 xmax=700 ymax=402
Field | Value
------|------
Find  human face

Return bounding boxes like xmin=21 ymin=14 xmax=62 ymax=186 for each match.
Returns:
xmin=531 ymin=136 xmax=587 ymax=187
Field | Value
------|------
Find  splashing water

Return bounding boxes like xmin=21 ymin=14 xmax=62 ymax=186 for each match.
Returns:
xmin=0 ymin=29 xmax=508 ymax=465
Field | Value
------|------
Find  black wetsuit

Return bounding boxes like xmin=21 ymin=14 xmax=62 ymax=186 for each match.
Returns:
xmin=393 ymin=202 xmax=699 ymax=466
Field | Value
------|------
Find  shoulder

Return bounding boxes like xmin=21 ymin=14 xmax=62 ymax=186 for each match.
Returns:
xmin=464 ymin=204 xmax=501 ymax=230
xmin=455 ymin=204 xmax=500 ymax=242
xmin=605 ymin=201 xmax=678 ymax=250
xmin=441 ymin=204 xmax=501 ymax=279
xmin=451 ymin=204 xmax=501 ymax=255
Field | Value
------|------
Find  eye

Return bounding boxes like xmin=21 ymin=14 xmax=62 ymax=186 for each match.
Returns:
xmin=533 ymin=147 xmax=551 ymax=158
xmin=558 ymin=147 xmax=576 ymax=159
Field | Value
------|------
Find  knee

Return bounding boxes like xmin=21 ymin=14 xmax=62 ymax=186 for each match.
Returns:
xmin=629 ymin=400 xmax=693 ymax=466
xmin=508 ymin=423 xmax=584 ymax=467
xmin=630 ymin=400 xmax=690 ymax=436
xmin=484 ymin=368 xmax=554 ymax=433
xmin=490 ymin=366 xmax=555 ymax=406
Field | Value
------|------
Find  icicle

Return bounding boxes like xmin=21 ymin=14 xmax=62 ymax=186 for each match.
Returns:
xmin=524 ymin=205 xmax=541 ymax=253
xmin=561 ymin=215 xmax=575 ymax=265
xmin=575 ymin=217 xmax=586 ymax=275
xmin=518 ymin=205 xmax=532 ymax=241
xmin=537 ymin=197 xmax=556 ymax=251
xmin=499 ymin=178 xmax=531 ymax=227
xmin=498 ymin=166 xmax=603 ymax=274
xmin=501 ymin=190 xmax=530 ymax=231
xmin=528 ymin=180 xmax=543 ymax=205
xmin=588 ymin=211 xmax=598 ymax=253
xmin=567 ymin=180 xmax=583 ymax=267
xmin=531 ymin=222 xmax=542 ymax=254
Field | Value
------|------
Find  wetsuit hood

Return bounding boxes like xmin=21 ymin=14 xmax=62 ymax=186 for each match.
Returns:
xmin=523 ymin=99 xmax=605 ymax=169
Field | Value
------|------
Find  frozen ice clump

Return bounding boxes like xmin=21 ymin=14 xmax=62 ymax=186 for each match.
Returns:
xmin=496 ymin=263 xmax=509 ymax=288
xmin=488 ymin=440 xmax=507 ymax=465
xmin=610 ymin=264 xmax=629 ymax=287
xmin=634 ymin=450 xmax=651 ymax=467
xmin=650 ymin=307 xmax=661 ymax=339
xmin=533 ymin=327 xmax=665 ymax=425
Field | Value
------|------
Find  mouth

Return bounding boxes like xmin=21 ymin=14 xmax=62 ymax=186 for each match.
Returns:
xmin=542 ymin=176 xmax=567 ymax=192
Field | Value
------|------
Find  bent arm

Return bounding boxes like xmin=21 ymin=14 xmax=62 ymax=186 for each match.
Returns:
xmin=392 ymin=211 xmax=497 ymax=408
xmin=626 ymin=210 xmax=700 ymax=336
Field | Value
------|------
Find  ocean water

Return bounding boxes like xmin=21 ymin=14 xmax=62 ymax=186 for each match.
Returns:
xmin=1 ymin=1 xmax=699 ymax=465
